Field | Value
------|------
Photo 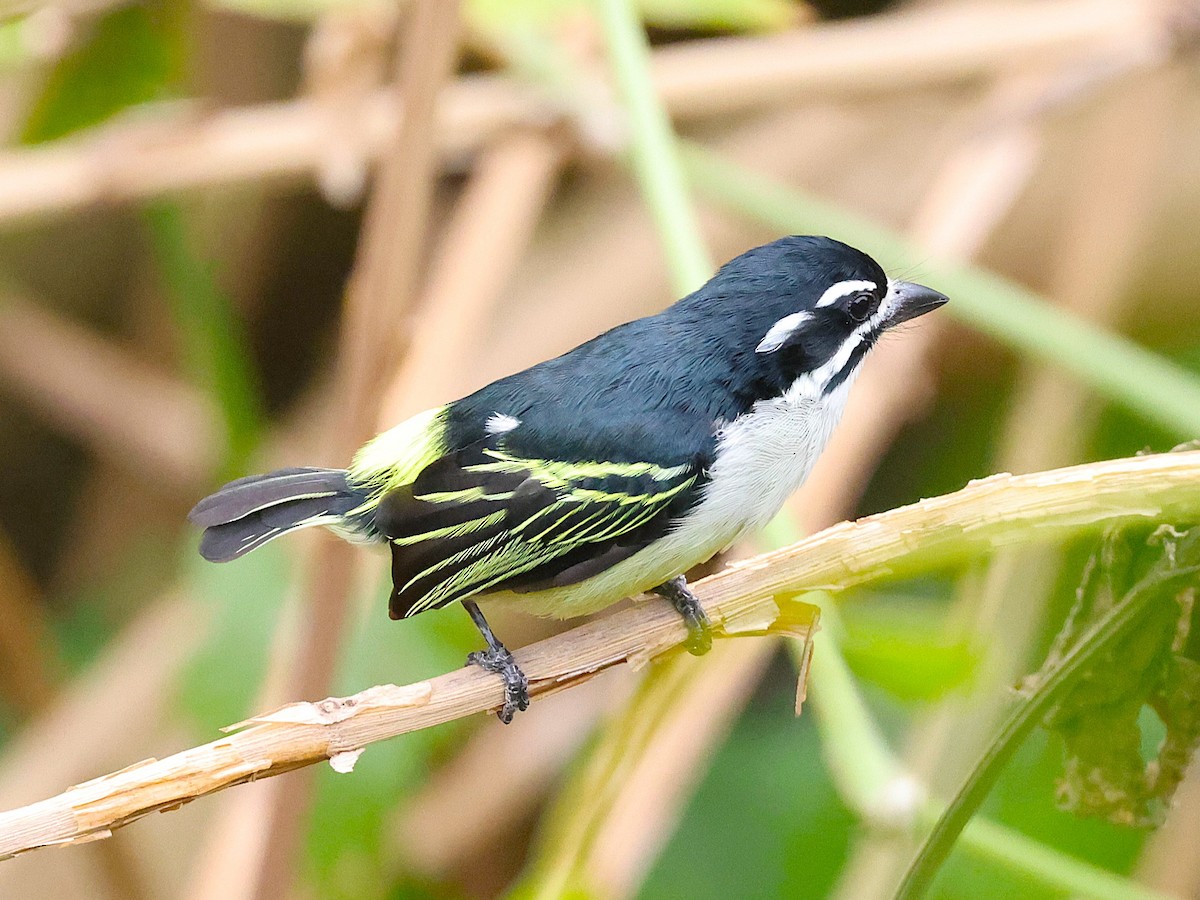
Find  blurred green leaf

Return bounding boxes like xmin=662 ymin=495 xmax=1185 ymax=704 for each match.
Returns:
xmin=22 ymin=3 xmax=184 ymax=145
xmin=841 ymin=625 xmax=978 ymax=704
xmin=643 ymin=684 xmax=857 ymax=900
xmin=176 ymin=544 xmax=289 ymax=727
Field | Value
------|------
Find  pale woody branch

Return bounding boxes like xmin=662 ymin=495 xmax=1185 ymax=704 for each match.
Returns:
xmin=1 ymin=450 xmax=1199 ymax=861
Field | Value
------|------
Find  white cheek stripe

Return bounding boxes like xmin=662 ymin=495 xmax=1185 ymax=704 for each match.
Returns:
xmin=791 ymin=279 xmax=899 ymax=395
xmin=815 ymin=279 xmax=877 ymax=308
xmin=788 ymin=327 xmax=862 ymax=400
xmin=755 ymin=311 xmax=812 ymax=354
xmin=757 ymin=278 xmax=898 ymax=385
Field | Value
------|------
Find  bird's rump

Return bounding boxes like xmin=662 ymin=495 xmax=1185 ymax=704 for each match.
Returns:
xmin=377 ymin=440 xmax=704 ymax=619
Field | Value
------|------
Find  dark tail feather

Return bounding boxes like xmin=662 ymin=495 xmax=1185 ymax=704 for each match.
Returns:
xmin=189 ymin=468 xmax=366 ymax=562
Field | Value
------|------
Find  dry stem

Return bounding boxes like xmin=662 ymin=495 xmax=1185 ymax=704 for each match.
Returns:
xmin=0 ymin=0 xmax=1176 ymax=224
xmin=0 ymin=297 xmax=220 ymax=488
xmin=0 ymin=451 xmax=1198 ymax=861
xmin=241 ymin=3 xmax=463 ymax=896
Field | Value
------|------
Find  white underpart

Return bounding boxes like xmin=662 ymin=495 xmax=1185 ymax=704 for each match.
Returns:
xmin=815 ymin=278 xmax=877 ymax=308
xmin=485 ymin=413 xmax=521 ymax=435
xmin=680 ymin=370 xmax=858 ymax=543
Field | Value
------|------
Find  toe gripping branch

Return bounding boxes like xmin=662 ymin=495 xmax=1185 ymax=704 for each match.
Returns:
xmin=464 ymin=601 xmax=530 ymax=724
xmin=463 ymin=574 xmax=711 ymax=722
xmin=653 ymin=575 xmax=713 ymax=656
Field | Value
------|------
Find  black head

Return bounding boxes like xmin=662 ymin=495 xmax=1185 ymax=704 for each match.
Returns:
xmin=676 ymin=236 xmax=947 ymax=403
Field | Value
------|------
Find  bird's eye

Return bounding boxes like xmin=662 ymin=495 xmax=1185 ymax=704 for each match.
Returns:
xmin=848 ymin=293 xmax=874 ymax=322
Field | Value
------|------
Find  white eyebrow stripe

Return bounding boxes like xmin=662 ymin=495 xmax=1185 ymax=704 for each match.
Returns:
xmin=815 ymin=279 xmax=877 ymax=308
xmin=755 ymin=311 xmax=812 ymax=354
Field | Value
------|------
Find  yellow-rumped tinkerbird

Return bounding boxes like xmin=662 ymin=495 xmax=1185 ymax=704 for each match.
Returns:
xmin=190 ymin=236 xmax=947 ymax=722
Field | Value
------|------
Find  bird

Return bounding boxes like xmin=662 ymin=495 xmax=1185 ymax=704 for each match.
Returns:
xmin=189 ymin=235 xmax=947 ymax=722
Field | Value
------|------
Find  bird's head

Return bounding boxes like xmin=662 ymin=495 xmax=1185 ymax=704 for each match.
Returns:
xmin=687 ymin=236 xmax=948 ymax=403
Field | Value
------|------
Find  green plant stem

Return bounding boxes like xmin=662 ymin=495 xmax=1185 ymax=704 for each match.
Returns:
xmin=790 ymin=613 xmax=1167 ymax=900
xmin=595 ymin=0 xmax=712 ymax=293
xmin=682 ymin=144 xmax=1200 ymax=438
xmin=957 ymin=817 xmax=1167 ymax=900
xmin=793 ymin=600 xmax=901 ymax=814
xmin=511 ymin=652 xmax=701 ymax=898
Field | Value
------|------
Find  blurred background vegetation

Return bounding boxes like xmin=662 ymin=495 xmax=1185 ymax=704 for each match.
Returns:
xmin=0 ymin=0 xmax=1198 ymax=897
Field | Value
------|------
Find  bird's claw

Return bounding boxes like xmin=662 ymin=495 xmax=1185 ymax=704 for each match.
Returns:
xmin=467 ymin=644 xmax=530 ymax=723
xmin=654 ymin=576 xmax=713 ymax=656
xmin=679 ymin=603 xmax=713 ymax=656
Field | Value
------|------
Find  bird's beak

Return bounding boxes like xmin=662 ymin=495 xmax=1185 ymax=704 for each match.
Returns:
xmin=885 ymin=281 xmax=949 ymax=327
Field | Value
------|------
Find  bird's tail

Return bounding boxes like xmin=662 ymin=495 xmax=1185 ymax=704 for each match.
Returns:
xmin=188 ymin=467 xmax=371 ymax=562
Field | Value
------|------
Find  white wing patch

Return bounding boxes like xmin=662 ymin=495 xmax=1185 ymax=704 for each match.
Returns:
xmin=815 ymin=279 xmax=877 ymax=308
xmin=485 ymin=413 xmax=521 ymax=435
xmin=755 ymin=311 xmax=812 ymax=354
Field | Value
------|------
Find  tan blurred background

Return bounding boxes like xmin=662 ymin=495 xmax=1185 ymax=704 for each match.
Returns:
xmin=0 ymin=0 xmax=1198 ymax=897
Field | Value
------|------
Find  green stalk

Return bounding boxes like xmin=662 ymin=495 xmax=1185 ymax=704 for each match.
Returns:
xmin=793 ymin=613 xmax=1166 ymax=900
xmin=958 ymin=818 xmax=1166 ymax=900
xmin=595 ymin=0 xmax=713 ymax=293
xmin=682 ymin=144 xmax=1200 ymax=438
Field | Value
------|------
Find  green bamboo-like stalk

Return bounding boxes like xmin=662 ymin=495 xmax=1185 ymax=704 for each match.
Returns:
xmin=595 ymin=0 xmax=713 ymax=293
xmin=682 ymin=145 xmax=1200 ymax=438
xmin=513 ymin=4 xmax=718 ymax=895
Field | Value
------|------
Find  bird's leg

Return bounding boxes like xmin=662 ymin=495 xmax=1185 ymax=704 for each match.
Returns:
xmin=653 ymin=576 xmax=713 ymax=656
xmin=463 ymin=600 xmax=529 ymax=724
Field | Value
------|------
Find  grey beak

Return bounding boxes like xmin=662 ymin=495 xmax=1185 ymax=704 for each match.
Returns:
xmin=886 ymin=281 xmax=948 ymax=327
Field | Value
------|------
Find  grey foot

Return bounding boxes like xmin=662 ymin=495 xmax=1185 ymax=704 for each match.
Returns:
xmin=653 ymin=575 xmax=713 ymax=656
xmin=463 ymin=599 xmax=529 ymax=723
xmin=467 ymin=644 xmax=530 ymax=724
